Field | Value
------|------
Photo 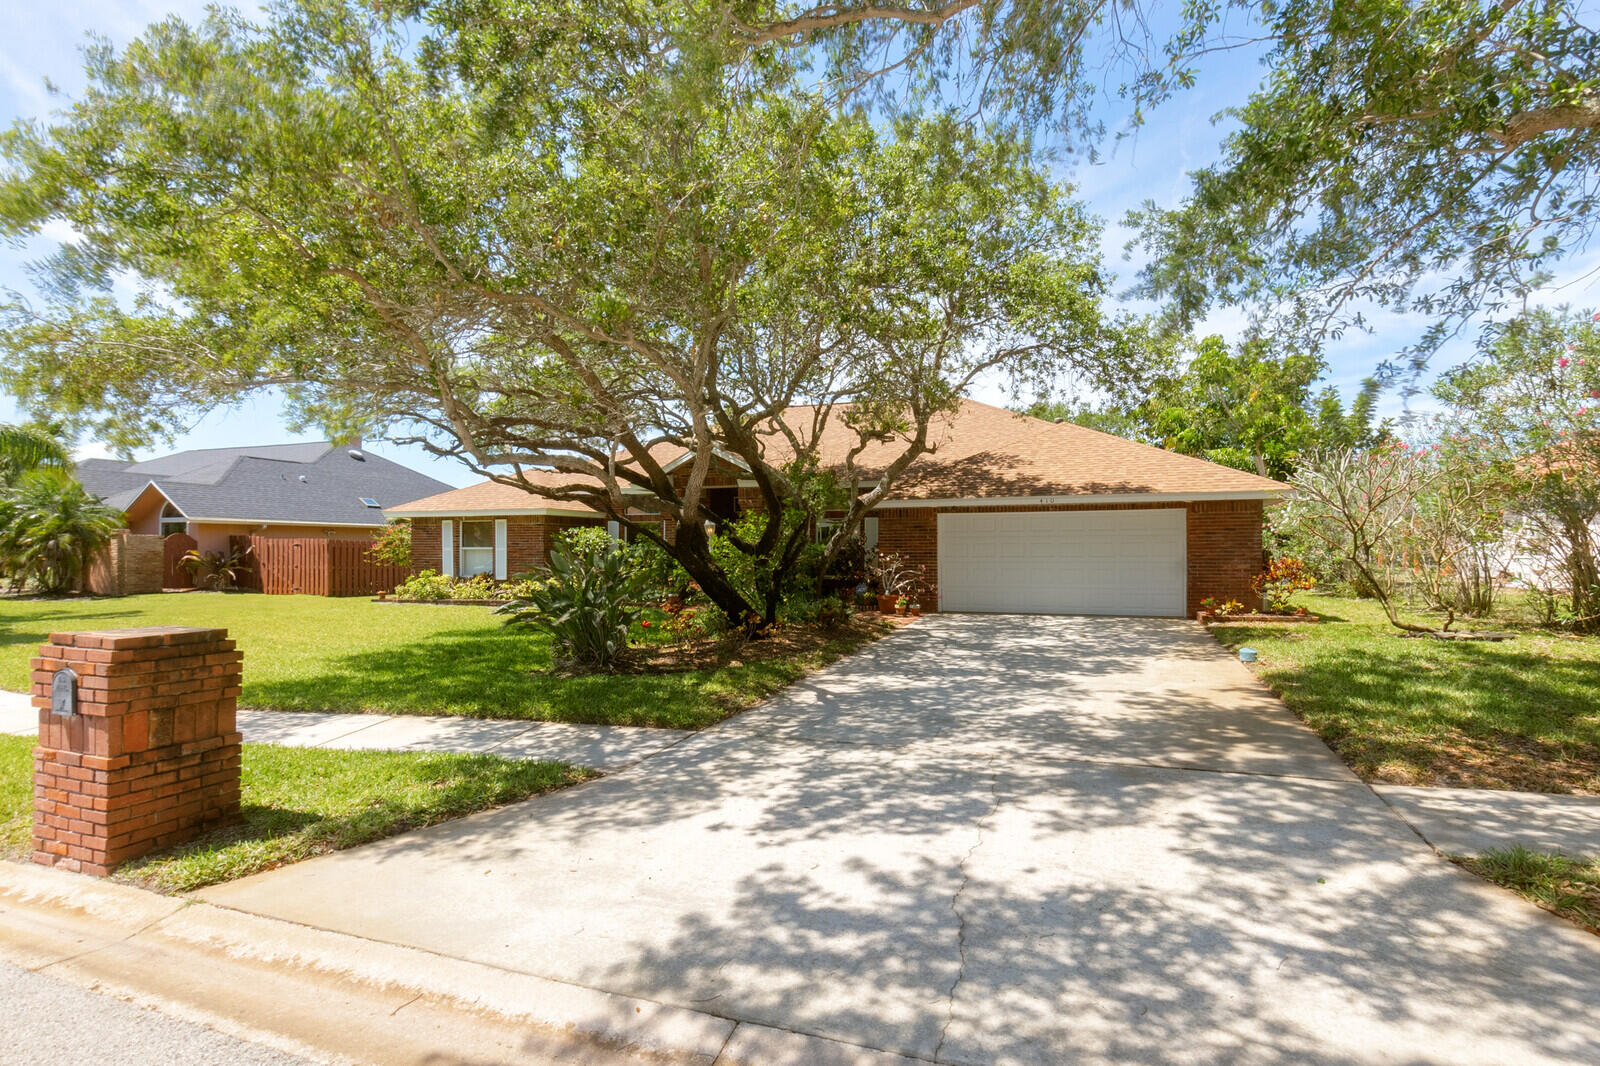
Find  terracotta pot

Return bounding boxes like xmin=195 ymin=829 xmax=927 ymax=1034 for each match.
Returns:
xmin=877 ymin=594 xmax=898 ymax=613
xmin=909 ymin=607 xmax=922 ymax=617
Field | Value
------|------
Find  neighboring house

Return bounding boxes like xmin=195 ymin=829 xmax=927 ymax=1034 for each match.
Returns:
xmin=77 ymin=442 xmax=452 ymax=555
xmin=386 ymin=400 xmax=1288 ymax=617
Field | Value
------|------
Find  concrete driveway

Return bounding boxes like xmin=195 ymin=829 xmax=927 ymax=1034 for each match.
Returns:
xmin=202 ymin=616 xmax=1600 ymax=1065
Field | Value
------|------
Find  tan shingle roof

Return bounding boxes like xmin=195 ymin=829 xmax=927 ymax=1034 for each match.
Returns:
xmin=817 ymin=399 xmax=1289 ymax=499
xmin=386 ymin=399 xmax=1287 ymax=514
xmin=386 ymin=469 xmax=605 ymax=515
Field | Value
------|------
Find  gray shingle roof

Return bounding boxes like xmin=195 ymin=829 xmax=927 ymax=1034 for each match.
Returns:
xmin=77 ymin=443 xmax=452 ymax=528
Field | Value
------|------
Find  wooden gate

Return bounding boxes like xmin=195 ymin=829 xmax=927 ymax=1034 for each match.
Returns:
xmin=162 ymin=532 xmax=198 ymax=589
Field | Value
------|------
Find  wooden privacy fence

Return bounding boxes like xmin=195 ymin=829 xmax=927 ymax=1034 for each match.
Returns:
xmin=162 ymin=532 xmax=199 ymax=589
xmin=229 ymin=535 xmax=410 ymax=597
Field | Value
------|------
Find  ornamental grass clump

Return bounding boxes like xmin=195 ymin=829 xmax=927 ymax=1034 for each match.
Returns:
xmin=497 ymin=541 xmax=645 ymax=670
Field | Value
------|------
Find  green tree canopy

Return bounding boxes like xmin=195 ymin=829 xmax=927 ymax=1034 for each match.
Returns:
xmin=0 ymin=2 xmax=1131 ymax=623
xmin=631 ymin=0 xmax=1599 ymax=367
xmin=1433 ymin=307 xmax=1600 ymax=621
xmin=1026 ymin=337 xmax=1389 ymax=480
xmin=0 ymin=424 xmax=71 ymax=484
xmin=1129 ymin=0 xmax=1599 ymax=373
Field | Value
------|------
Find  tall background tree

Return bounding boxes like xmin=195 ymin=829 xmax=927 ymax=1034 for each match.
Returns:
xmin=1025 ymin=337 xmax=1388 ymax=480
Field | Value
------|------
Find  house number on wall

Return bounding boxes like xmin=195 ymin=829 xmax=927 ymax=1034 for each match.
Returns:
xmin=50 ymin=667 xmax=78 ymax=717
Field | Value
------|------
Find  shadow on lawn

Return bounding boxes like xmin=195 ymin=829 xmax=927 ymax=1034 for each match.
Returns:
xmin=1231 ymin=633 xmax=1600 ymax=792
xmin=0 ymin=607 xmax=142 ymax=651
xmin=242 ymin=630 xmax=811 ymax=730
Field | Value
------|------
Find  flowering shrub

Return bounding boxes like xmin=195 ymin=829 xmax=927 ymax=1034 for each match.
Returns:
xmin=867 ymin=550 xmax=923 ymax=596
xmin=367 ymin=521 xmax=411 ymax=567
xmin=1252 ymin=557 xmax=1317 ymax=612
xmin=1200 ymin=596 xmax=1244 ymax=617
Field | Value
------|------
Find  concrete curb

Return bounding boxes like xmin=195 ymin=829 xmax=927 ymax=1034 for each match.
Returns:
xmin=0 ymin=862 xmax=927 ymax=1066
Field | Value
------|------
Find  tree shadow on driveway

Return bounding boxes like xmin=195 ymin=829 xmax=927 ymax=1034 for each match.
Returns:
xmin=201 ymin=615 xmax=1600 ymax=1065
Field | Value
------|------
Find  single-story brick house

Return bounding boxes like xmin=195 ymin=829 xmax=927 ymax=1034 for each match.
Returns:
xmin=386 ymin=400 xmax=1288 ymax=616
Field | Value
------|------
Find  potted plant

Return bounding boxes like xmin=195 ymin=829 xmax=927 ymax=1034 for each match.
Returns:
xmin=867 ymin=551 xmax=924 ymax=613
xmin=895 ymin=594 xmax=909 ymax=615
xmin=908 ymin=601 xmax=922 ymax=617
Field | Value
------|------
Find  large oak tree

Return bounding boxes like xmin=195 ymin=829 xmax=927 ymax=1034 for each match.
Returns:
xmin=0 ymin=1 xmax=1129 ymax=623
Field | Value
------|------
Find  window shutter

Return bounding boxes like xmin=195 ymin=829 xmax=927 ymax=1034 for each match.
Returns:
xmin=864 ymin=517 xmax=879 ymax=551
xmin=441 ymin=520 xmax=454 ymax=577
xmin=493 ymin=519 xmax=508 ymax=580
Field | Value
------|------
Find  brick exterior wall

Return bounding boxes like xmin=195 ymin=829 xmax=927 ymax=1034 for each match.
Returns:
xmin=407 ymin=514 xmax=605 ymax=577
xmin=1186 ymin=499 xmax=1266 ymax=614
xmin=86 ymin=531 xmax=165 ymax=597
xmin=506 ymin=514 xmax=605 ymax=575
xmin=30 ymin=627 xmax=243 ymax=876
xmin=876 ymin=500 xmax=1265 ymax=616
xmin=411 ymin=517 xmax=441 ymax=575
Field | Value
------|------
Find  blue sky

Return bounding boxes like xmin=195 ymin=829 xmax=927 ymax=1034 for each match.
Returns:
xmin=3 ymin=2 xmax=1598 ymax=487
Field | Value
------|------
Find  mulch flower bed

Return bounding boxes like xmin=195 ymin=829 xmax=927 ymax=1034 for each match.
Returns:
xmin=372 ymin=596 xmax=508 ymax=606
xmin=1196 ymin=611 xmax=1320 ymax=625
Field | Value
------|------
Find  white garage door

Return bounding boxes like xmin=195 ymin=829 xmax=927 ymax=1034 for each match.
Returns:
xmin=937 ymin=509 xmax=1186 ymax=616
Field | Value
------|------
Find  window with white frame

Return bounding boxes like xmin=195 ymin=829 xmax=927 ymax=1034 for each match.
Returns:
xmin=158 ymin=502 xmax=188 ymax=538
xmin=459 ymin=519 xmax=495 ymax=577
xmin=815 ymin=515 xmax=877 ymax=549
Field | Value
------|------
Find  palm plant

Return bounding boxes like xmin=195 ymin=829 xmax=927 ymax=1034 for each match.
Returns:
xmin=0 ymin=469 xmax=123 ymax=593
xmin=0 ymin=424 xmax=71 ymax=485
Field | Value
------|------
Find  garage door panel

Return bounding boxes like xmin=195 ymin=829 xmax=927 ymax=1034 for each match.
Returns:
xmin=937 ymin=509 xmax=1185 ymax=617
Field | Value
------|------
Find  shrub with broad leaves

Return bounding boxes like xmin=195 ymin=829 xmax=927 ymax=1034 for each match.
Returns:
xmin=496 ymin=540 xmax=646 ymax=669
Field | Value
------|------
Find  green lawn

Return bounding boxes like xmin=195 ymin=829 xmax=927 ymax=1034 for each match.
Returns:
xmin=1457 ymin=847 xmax=1600 ymax=937
xmin=0 ymin=735 xmax=30 ymax=858
xmin=1209 ymin=594 xmax=1600 ymax=793
xmin=0 ymin=594 xmax=889 ymax=729
xmin=0 ymin=736 xmax=591 ymax=892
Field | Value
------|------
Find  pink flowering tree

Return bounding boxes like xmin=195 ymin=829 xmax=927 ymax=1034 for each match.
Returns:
xmin=1434 ymin=308 xmax=1600 ymax=628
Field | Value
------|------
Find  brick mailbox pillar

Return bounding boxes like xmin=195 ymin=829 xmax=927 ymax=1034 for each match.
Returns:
xmin=31 ymin=627 xmax=243 ymax=876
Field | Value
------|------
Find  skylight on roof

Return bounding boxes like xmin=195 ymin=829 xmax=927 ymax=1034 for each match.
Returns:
xmin=360 ymin=497 xmax=380 ymax=508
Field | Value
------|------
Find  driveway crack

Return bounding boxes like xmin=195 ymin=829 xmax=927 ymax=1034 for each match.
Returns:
xmin=935 ymin=755 xmax=1001 ymax=1063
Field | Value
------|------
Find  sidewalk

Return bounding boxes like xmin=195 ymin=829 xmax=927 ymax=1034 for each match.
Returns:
xmin=237 ymin=709 xmax=690 ymax=771
xmin=2 ymin=689 xmax=690 ymax=771
xmin=0 ymin=689 xmax=30 ymax=735
xmin=0 ymin=862 xmax=915 ymax=1066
